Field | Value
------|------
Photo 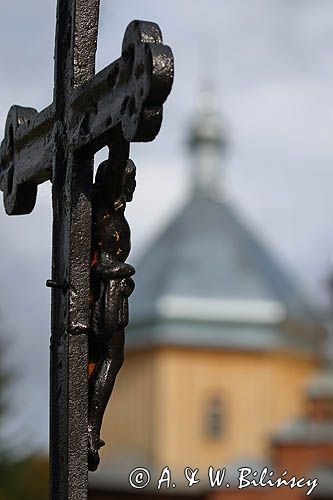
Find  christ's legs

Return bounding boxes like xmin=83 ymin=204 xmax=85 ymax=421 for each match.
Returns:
xmin=88 ymin=328 xmax=124 ymax=471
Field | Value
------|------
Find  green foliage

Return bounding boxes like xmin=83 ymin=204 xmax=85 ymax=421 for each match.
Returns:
xmin=0 ymin=455 xmax=49 ymax=500
xmin=0 ymin=338 xmax=49 ymax=498
xmin=0 ymin=338 xmax=10 ymax=461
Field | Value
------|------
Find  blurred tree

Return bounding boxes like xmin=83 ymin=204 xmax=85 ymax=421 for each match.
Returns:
xmin=0 ymin=455 xmax=49 ymax=500
xmin=0 ymin=337 xmax=12 ymax=495
xmin=0 ymin=338 xmax=48 ymax=499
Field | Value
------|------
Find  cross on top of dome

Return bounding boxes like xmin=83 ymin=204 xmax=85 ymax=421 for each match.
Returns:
xmin=188 ymin=88 xmax=228 ymax=199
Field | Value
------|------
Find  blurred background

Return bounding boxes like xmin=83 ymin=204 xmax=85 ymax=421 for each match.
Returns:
xmin=1 ymin=1 xmax=333 ymax=498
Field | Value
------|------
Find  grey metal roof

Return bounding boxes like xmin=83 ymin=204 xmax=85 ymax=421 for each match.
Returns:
xmin=307 ymin=371 xmax=333 ymax=398
xmin=128 ymin=195 xmax=323 ymax=352
xmin=273 ymin=419 xmax=333 ymax=444
xmin=128 ymin=322 xmax=285 ymax=351
xmin=310 ymin=467 xmax=333 ymax=496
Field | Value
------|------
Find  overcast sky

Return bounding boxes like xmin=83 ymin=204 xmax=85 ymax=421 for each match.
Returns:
xmin=0 ymin=0 xmax=333 ymax=454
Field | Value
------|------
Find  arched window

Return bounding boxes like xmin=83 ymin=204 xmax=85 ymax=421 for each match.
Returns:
xmin=205 ymin=395 xmax=224 ymax=439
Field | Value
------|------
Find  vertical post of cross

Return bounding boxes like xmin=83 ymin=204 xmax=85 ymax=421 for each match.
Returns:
xmin=50 ymin=1 xmax=100 ymax=498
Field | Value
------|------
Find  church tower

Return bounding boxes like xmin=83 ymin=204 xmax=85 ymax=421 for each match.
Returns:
xmin=188 ymin=89 xmax=227 ymax=199
xmin=93 ymin=92 xmax=325 ymax=490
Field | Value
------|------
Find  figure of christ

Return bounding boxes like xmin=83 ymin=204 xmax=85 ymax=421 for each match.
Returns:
xmin=88 ymin=156 xmax=136 ymax=471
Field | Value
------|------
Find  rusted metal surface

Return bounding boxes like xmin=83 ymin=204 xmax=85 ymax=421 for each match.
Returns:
xmin=0 ymin=1 xmax=173 ymax=498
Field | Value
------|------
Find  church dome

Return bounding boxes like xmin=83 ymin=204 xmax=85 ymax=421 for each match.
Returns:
xmin=127 ymin=93 xmax=324 ymax=354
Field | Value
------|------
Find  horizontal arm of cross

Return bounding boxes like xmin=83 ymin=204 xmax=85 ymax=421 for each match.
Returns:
xmin=0 ymin=105 xmax=55 ymax=214
xmin=0 ymin=20 xmax=173 ymax=215
xmin=70 ymin=22 xmax=173 ymax=152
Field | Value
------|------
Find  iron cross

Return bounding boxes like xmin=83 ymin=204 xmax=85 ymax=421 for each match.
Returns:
xmin=0 ymin=1 xmax=173 ymax=498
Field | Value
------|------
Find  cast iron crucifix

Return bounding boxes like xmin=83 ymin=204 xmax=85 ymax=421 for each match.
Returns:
xmin=0 ymin=1 xmax=173 ymax=498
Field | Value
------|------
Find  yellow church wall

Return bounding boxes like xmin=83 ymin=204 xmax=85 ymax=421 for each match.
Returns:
xmin=151 ymin=347 xmax=318 ymax=470
xmin=100 ymin=349 xmax=156 ymax=465
xmin=100 ymin=345 xmax=319 ymax=472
